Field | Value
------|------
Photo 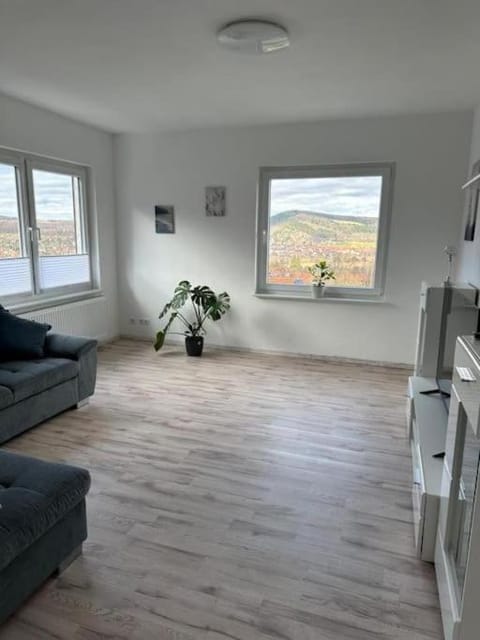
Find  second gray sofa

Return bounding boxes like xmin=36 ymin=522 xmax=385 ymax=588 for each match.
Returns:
xmin=0 ymin=333 xmax=97 ymax=444
xmin=0 ymin=449 xmax=91 ymax=625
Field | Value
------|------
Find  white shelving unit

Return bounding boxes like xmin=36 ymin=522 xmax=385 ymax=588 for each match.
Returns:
xmin=407 ymin=376 xmax=448 ymax=561
xmin=436 ymin=336 xmax=480 ymax=640
xmin=408 ymin=282 xmax=478 ymax=563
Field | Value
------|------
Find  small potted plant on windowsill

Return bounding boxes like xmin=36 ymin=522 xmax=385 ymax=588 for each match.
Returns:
xmin=308 ymin=260 xmax=335 ymax=298
xmin=154 ymin=280 xmax=231 ymax=357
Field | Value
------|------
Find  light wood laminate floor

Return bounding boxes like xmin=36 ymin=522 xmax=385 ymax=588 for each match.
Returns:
xmin=0 ymin=340 xmax=442 ymax=640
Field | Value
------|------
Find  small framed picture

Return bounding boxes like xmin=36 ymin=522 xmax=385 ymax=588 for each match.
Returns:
xmin=205 ymin=186 xmax=226 ymax=217
xmin=464 ymin=160 xmax=480 ymax=242
xmin=155 ymin=205 xmax=175 ymax=234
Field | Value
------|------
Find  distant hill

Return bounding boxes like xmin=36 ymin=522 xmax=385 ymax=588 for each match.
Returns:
xmin=271 ymin=209 xmax=376 ymax=226
xmin=0 ymin=213 xmax=73 ymax=221
xmin=270 ymin=210 xmax=377 ymax=243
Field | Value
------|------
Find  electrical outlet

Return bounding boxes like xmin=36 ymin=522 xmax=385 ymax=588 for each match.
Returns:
xmin=129 ymin=318 xmax=136 ymax=325
xmin=139 ymin=319 xmax=150 ymax=326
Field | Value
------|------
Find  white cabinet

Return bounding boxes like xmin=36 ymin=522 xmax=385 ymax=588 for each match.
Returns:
xmin=408 ymin=282 xmax=478 ymax=565
xmin=435 ymin=336 xmax=480 ymax=640
xmin=407 ymin=376 xmax=447 ymax=561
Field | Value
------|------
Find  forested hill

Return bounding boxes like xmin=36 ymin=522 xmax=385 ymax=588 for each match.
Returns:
xmin=270 ymin=210 xmax=377 ymax=240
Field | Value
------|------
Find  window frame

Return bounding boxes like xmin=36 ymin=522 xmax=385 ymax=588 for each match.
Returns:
xmin=255 ymin=162 xmax=395 ymax=300
xmin=0 ymin=146 xmax=99 ymax=307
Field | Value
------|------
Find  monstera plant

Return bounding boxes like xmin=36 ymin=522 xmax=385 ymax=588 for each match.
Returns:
xmin=154 ymin=280 xmax=231 ymax=357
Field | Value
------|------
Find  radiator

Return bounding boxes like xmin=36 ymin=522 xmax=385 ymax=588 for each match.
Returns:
xmin=21 ymin=295 xmax=118 ymax=342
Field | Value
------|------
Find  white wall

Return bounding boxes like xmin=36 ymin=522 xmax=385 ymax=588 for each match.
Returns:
xmin=115 ymin=112 xmax=471 ymax=364
xmin=0 ymin=92 xmax=118 ymax=341
xmin=457 ymin=105 xmax=480 ymax=287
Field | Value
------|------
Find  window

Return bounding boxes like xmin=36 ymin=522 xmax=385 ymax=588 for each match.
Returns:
xmin=0 ymin=148 xmax=96 ymax=306
xmin=256 ymin=163 xmax=394 ymax=299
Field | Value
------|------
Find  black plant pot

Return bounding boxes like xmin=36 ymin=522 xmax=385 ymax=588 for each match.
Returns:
xmin=185 ymin=336 xmax=204 ymax=357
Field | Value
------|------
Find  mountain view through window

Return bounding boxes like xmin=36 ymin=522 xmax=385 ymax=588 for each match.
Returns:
xmin=32 ymin=169 xmax=81 ymax=257
xmin=0 ymin=157 xmax=92 ymax=298
xmin=0 ymin=163 xmax=22 ymax=259
xmin=267 ymin=176 xmax=383 ymax=288
xmin=0 ymin=165 xmax=82 ymax=259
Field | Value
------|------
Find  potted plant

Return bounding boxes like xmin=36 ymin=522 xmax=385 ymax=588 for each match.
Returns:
xmin=154 ymin=280 xmax=231 ymax=357
xmin=307 ymin=260 xmax=335 ymax=298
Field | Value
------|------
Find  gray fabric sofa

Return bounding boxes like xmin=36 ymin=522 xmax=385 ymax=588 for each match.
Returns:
xmin=0 ymin=334 xmax=97 ymax=444
xmin=0 ymin=450 xmax=91 ymax=625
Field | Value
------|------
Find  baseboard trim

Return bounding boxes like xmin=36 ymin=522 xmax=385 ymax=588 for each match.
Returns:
xmin=118 ymin=334 xmax=413 ymax=371
xmin=97 ymin=334 xmax=121 ymax=348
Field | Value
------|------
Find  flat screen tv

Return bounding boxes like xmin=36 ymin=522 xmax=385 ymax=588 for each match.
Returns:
xmin=423 ymin=284 xmax=479 ymax=413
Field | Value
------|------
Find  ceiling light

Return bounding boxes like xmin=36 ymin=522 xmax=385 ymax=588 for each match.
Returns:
xmin=217 ymin=20 xmax=290 ymax=55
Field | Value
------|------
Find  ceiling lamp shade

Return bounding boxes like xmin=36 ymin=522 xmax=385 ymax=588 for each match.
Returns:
xmin=217 ymin=20 xmax=290 ymax=54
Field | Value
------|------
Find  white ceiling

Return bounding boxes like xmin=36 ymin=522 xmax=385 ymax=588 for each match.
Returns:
xmin=1 ymin=0 xmax=480 ymax=133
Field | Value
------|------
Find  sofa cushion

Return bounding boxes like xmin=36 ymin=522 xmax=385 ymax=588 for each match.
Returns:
xmin=0 ymin=311 xmax=51 ymax=361
xmin=0 ymin=385 xmax=14 ymax=410
xmin=0 ymin=358 xmax=79 ymax=402
xmin=0 ymin=451 xmax=91 ymax=572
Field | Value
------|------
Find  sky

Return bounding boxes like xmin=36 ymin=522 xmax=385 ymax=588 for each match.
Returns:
xmin=1 ymin=165 xmax=382 ymax=221
xmin=270 ymin=176 xmax=383 ymax=218
xmin=0 ymin=164 xmax=75 ymax=220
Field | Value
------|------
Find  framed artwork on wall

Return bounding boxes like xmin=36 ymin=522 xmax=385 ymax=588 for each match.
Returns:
xmin=464 ymin=160 xmax=480 ymax=242
xmin=155 ymin=205 xmax=175 ymax=234
xmin=205 ymin=186 xmax=226 ymax=217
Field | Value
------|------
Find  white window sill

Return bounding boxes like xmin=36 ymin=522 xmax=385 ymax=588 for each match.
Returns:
xmin=7 ymin=289 xmax=104 ymax=315
xmin=254 ymin=293 xmax=388 ymax=304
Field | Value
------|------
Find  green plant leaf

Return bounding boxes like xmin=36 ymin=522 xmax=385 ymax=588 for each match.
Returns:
xmin=154 ymin=330 xmax=166 ymax=351
xmin=171 ymin=281 xmax=192 ymax=309
xmin=153 ymin=310 xmax=178 ymax=351
xmin=208 ymin=291 xmax=231 ymax=321
xmin=191 ymin=285 xmax=215 ymax=313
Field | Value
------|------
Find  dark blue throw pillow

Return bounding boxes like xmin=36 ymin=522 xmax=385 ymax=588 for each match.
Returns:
xmin=0 ymin=310 xmax=51 ymax=361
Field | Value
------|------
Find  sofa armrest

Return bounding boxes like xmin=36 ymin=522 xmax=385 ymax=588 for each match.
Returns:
xmin=45 ymin=333 xmax=97 ymax=361
xmin=45 ymin=333 xmax=98 ymax=401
